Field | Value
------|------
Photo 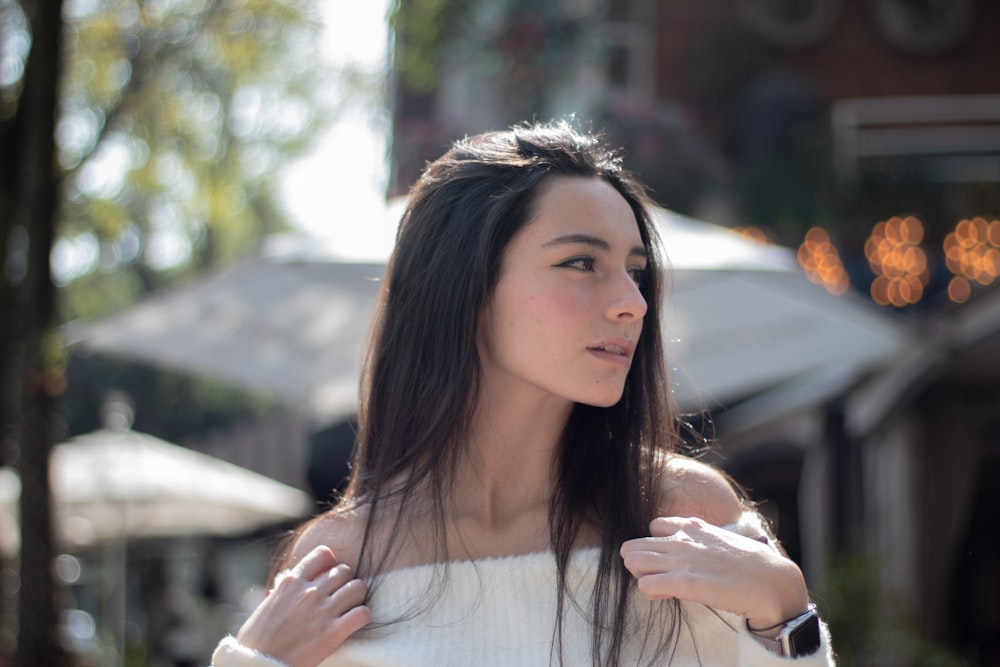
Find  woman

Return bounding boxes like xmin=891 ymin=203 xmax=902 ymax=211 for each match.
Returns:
xmin=213 ymin=121 xmax=836 ymax=666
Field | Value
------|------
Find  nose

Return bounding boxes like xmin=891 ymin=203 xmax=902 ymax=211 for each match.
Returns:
xmin=606 ymin=271 xmax=648 ymax=322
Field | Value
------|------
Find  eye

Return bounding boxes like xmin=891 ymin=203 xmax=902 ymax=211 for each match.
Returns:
xmin=628 ymin=266 xmax=646 ymax=285
xmin=558 ymin=256 xmax=596 ymax=272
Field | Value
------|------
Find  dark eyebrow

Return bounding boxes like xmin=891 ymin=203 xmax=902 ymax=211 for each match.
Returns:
xmin=542 ymin=233 xmax=648 ymax=259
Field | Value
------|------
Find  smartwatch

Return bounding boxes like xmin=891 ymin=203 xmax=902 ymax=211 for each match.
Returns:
xmin=748 ymin=604 xmax=822 ymax=658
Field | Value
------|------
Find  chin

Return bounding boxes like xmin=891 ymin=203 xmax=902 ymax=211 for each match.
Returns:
xmin=578 ymin=392 xmax=626 ymax=409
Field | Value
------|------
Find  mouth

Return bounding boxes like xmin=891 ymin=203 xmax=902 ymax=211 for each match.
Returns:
xmin=587 ymin=337 xmax=634 ymax=362
xmin=591 ymin=344 xmax=627 ymax=356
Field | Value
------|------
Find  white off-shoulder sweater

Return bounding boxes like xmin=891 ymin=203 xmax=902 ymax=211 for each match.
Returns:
xmin=213 ymin=513 xmax=836 ymax=667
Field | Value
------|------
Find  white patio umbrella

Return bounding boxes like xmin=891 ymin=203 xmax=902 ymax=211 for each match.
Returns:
xmin=64 ymin=256 xmax=383 ymax=422
xmin=655 ymin=210 xmax=910 ymax=408
xmin=61 ymin=204 xmax=913 ymax=419
xmin=0 ymin=428 xmax=314 ymax=553
xmin=0 ymin=428 xmax=314 ymax=667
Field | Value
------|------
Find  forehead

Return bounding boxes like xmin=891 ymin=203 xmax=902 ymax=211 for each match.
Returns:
xmin=518 ymin=176 xmax=643 ymax=245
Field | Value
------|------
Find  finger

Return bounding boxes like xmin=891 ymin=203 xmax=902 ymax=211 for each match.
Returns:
xmin=650 ymin=516 xmax=703 ymax=537
xmin=619 ymin=530 xmax=691 ymax=559
xmin=620 ymin=537 xmax=654 ymax=560
xmin=322 ymin=563 xmax=354 ymax=594
xmin=621 ymin=548 xmax=683 ymax=578
xmin=327 ymin=578 xmax=369 ymax=616
xmin=291 ymin=545 xmax=338 ymax=581
xmin=327 ymin=605 xmax=372 ymax=647
xmin=634 ymin=569 xmax=703 ymax=602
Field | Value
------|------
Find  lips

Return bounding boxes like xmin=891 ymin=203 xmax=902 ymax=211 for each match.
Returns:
xmin=588 ymin=338 xmax=634 ymax=358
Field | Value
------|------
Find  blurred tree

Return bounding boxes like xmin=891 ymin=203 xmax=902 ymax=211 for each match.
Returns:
xmin=54 ymin=0 xmax=338 ymax=321
xmin=1 ymin=0 xmax=67 ymax=663
xmin=1 ymin=0 xmax=347 ymax=662
xmin=391 ymin=0 xmax=476 ymax=93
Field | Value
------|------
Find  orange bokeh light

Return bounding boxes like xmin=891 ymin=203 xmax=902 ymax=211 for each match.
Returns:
xmin=948 ymin=276 xmax=972 ymax=303
xmin=797 ymin=226 xmax=850 ymax=296
xmin=731 ymin=226 xmax=771 ymax=244
xmin=866 ymin=216 xmax=929 ymax=307
xmin=943 ymin=217 xmax=1000 ymax=302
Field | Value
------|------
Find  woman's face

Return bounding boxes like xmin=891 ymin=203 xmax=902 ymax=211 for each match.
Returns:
xmin=477 ymin=176 xmax=648 ymax=409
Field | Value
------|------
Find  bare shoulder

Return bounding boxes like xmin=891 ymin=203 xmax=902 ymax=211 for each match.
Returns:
xmin=284 ymin=505 xmax=367 ymax=571
xmin=657 ymin=454 xmax=744 ymax=526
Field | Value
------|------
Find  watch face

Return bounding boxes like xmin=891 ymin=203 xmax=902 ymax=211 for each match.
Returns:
xmin=787 ymin=611 xmax=822 ymax=657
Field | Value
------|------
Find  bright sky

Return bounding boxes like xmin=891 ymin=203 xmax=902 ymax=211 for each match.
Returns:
xmin=278 ymin=1 xmax=397 ymax=261
xmin=52 ymin=3 xmax=396 ymax=285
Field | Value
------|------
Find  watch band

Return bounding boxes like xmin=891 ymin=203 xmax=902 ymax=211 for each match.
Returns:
xmin=748 ymin=604 xmax=822 ymax=657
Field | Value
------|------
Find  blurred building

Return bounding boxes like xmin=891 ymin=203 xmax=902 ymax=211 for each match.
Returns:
xmin=713 ymin=283 xmax=1000 ymax=664
xmin=387 ymin=1 xmax=1000 ymax=663
xmin=388 ymin=0 xmax=1000 ymax=306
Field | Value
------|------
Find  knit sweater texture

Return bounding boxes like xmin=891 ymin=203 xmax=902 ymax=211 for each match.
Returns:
xmin=213 ymin=512 xmax=836 ymax=666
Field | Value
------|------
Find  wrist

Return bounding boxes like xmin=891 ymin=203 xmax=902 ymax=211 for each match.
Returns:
xmin=747 ymin=604 xmax=822 ymax=658
xmin=746 ymin=559 xmax=810 ymax=634
xmin=747 ymin=598 xmax=811 ymax=636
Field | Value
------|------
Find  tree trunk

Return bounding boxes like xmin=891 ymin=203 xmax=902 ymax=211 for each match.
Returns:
xmin=3 ymin=0 xmax=69 ymax=665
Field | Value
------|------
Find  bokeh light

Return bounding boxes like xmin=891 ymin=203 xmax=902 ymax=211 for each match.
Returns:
xmin=943 ymin=217 xmax=1000 ymax=303
xmin=731 ymin=226 xmax=771 ymax=244
xmin=864 ymin=216 xmax=929 ymax=307
xmin=797 ymin=227 xmax=850 ymax=296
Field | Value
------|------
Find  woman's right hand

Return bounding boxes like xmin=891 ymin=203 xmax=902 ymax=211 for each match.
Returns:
xmin=235 ymin=545 xmax=371 ymax=667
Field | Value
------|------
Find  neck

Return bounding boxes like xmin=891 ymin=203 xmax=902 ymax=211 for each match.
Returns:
xmin=450 ymin=387 xmax=573 ymax=528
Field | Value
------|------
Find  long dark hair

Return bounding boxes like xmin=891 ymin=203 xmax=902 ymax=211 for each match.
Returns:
xmin=316 ymin=121 xmax=680 ymax=665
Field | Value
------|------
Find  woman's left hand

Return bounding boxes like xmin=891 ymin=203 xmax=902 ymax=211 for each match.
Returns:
xmin=620 ymin=516 xmax=810 ymax=632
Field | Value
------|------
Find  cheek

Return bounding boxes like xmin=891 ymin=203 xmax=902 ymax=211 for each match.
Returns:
xmin=520 ymin=289 xmax=583 ymax=332
xmin=487 ymin=279 xmax=593 ymax=354
xmin=545 ymin=288 xmax=593 ymax=324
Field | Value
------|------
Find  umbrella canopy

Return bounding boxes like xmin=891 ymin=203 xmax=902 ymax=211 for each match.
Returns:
xmin=0 ymin=429 xmax=314 ymax=553
xmin=65 ymin=256 xmax=383 ymax=420
xmin=62 ymin=206 xmax=913 ymax=419
xmin=663 ymin=268 xmax=908 ymax=408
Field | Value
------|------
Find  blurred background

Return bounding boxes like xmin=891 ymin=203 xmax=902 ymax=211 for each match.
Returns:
xmin=1 ymin=0 xmax=998 ymax=665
